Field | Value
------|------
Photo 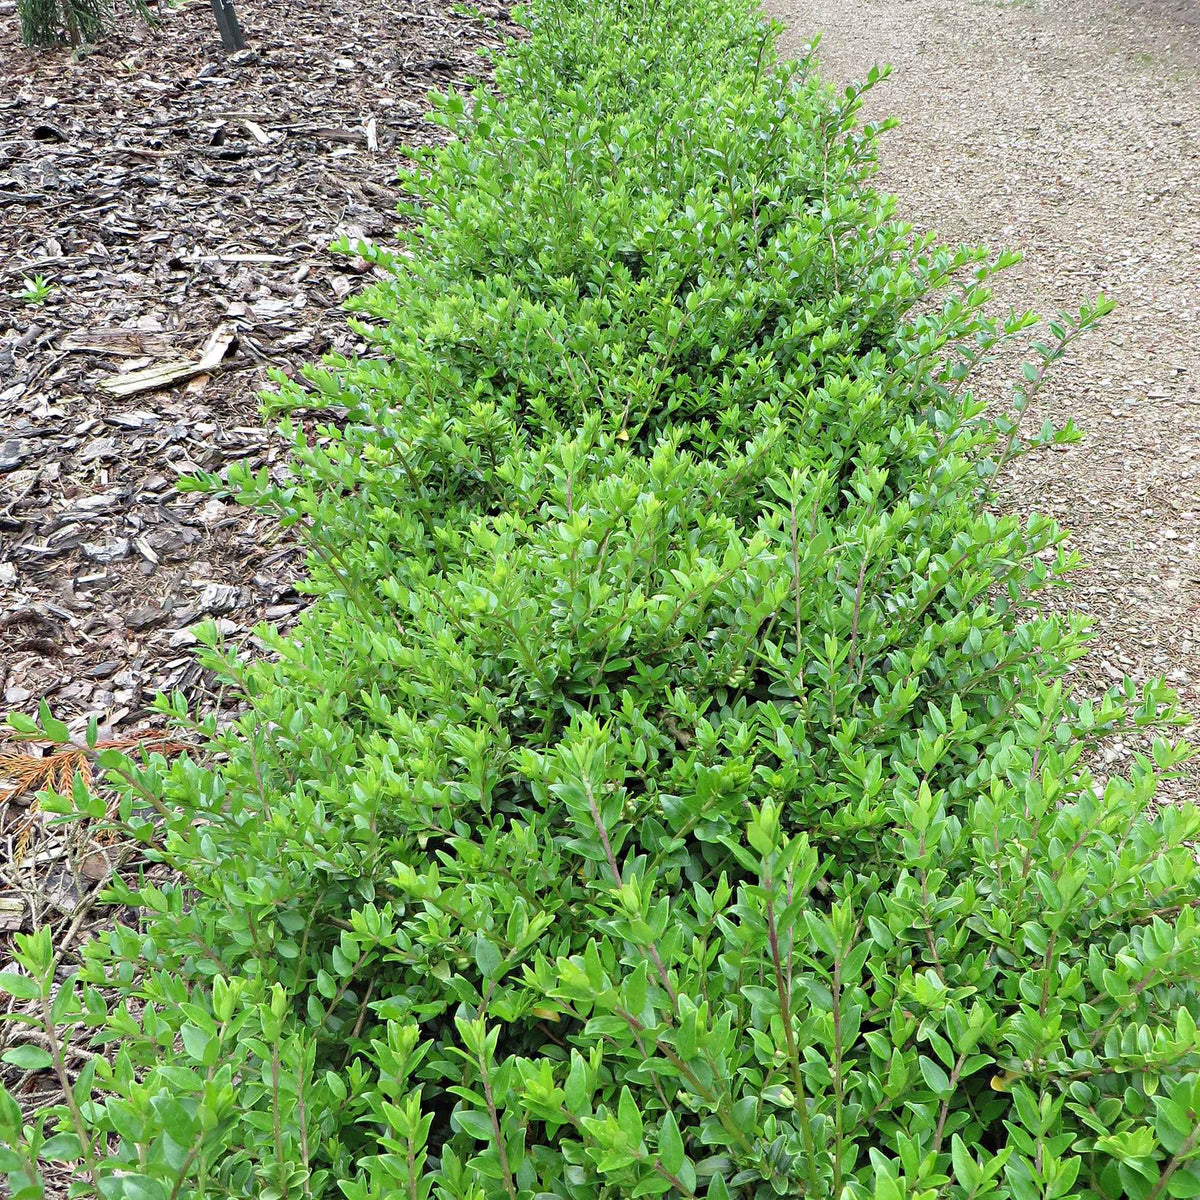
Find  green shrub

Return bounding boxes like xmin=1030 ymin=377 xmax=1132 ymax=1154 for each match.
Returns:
xmin=1 ymin=0 xmax=1194 ymax=1197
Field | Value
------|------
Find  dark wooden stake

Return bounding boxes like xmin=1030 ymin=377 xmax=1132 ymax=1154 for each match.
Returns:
xmin=210 ymin=0 xmax=245 ymax=51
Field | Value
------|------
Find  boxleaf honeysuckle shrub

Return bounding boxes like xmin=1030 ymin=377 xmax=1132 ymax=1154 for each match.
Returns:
xmin=1 ymin=0 xmax=1196 ymax=1196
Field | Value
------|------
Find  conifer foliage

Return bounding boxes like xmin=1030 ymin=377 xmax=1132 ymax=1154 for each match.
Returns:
xmin=17 ymin=0 xmax=151 ymax=49
xmin=17 ymin=0 xmax=105 ymax=47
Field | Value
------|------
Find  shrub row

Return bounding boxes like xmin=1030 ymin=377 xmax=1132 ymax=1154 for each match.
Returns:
xmin=2 ymin=0 xmax=1195 ymax=1197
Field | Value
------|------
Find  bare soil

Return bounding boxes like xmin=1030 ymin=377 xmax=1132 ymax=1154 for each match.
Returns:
xmin=765 ymin=0 xmax=1200 ymax=794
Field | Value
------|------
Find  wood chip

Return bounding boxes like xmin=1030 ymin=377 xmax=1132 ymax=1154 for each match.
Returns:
xmin=101 ymin=327 xmax=236 ymax=397
xmin=243 ymin=119 xmax=271 ymax=145
xmin=61 ymin=328 xmax=178 ymax=357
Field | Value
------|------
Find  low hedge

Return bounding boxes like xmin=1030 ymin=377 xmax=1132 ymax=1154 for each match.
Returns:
xmin=2 ymin=0 xmax=1196 ymax=1197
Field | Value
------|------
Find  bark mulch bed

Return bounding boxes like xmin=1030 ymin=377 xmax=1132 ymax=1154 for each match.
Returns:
xmin=0 ymin=0 xmax=504 ymax=1027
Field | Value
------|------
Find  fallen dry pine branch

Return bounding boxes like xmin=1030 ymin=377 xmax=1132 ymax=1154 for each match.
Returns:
xmin=0 ymin=730 xmax=191 ymax=864
xmin=99 ymin=326 xmax=235 ymax=397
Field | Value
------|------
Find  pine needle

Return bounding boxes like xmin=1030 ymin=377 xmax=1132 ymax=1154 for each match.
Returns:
xmin=0 ymin=730 xmax=190 ymax=864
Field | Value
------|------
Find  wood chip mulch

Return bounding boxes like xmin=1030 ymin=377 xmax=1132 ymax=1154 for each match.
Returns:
xmin=0 ymin=0 xmax=507 ymax=943
xmin=1 ymin=0 xmax=505 ymax=731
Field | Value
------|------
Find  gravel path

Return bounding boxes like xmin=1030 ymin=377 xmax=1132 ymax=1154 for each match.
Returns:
xmin=765 ymin=0 xmax=1200 ymax=781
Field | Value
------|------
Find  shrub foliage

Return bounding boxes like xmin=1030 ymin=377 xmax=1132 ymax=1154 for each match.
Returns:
xmin=2 ymin=0 xmax=1196 ymax=1197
